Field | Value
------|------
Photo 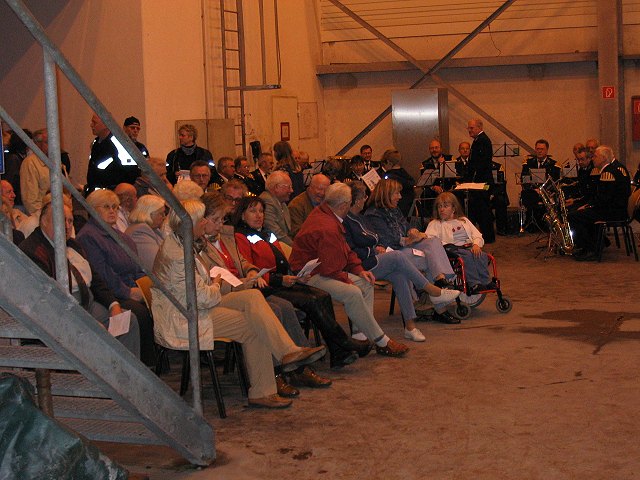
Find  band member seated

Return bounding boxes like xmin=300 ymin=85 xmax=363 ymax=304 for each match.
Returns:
xmin=520 ymin=139 xmax=560 ymax=230
xmin=563 ymin=145 xmax=598 ymax=211
xmin=421 ymin=139 xmax=457 ymax=192
xmin=568 ymin=145 xmax=631 ymax=261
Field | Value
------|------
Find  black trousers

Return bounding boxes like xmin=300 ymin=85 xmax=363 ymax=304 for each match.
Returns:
xmin=456 ymin=190 xmax=495 ymax=243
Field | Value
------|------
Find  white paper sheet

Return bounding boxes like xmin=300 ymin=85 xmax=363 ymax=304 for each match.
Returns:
xmin=361 ymin=169 xmax=381 ymax=191
xmin=243 ymin=267 xmax=273 ymax=285
xmin=108 ymin=310 xmax=131 ymax=337
xmin=455 ymin=183 xmax=488 ymax=191
xmin=297 ymin=258 xmax=321 ymax=278
xmin=209 ymin=266 xmax=242 ymax=287
xmin=412 ymin=248 xmax=425 ymax=257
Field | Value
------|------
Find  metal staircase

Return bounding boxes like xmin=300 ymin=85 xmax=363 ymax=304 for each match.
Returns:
xmin=0 ymin=0 xmax=214 ymax=466
xmin=0 ymin=235 xmax=214 ymax=465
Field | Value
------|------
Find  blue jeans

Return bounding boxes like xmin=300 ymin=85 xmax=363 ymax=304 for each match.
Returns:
xmin=400 ymin=237 xmax=455 ymax=281
xmin=370 ymin=250 xmax=428 ymax=321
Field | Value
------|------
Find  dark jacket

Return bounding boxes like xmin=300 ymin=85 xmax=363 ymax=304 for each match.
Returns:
xmin=85 ymin=134 xmax=141 ymax=193
xmin=363 ymin=206 xmax=409 ymax=251
xmin=343 ymin=212 xmax=380 ymax=271
xmin=376 ymin=167 xmax=415 ymax=217
xmin=466 ymin=131 xmax=494 ymax=184
xmin=165 ymin=145 xmax=213 ymax=184
xmin=20 ymin=227 xmax=117 ymax=309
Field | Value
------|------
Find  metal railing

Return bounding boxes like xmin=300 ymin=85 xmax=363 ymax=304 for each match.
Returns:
xmin=1 ymin=0 xmax=205 ymax=414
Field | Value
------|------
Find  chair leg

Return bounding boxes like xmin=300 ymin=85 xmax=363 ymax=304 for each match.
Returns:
xmin=389 ymin=289 xmax=396 ymax=315
xmin=154 ymin=346 xmax=167 ymax=376
xmin=596 ymin=224 xmax=605 ymax=262
xmin=232 ymin=342 xmax=250 ymax=398
xmin=204 ymin=351 xmax=226 ymax=419
xmin=223 ymin=342 xmax=235 ymax=375
xmin=311 ymin=323 xmax=322 ymax=347
xmin=613 ymin=226 xmax=621 ymax=248
xmin=179 ymin=351 xmax=190 ymax=396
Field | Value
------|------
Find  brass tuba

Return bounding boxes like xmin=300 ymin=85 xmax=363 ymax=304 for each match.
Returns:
xmin=539 ymin=178 xmax=574 ymax=255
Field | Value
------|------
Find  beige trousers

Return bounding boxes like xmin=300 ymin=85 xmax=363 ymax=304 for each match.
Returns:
xmin=211 ymin=289 xmax=296 ymax=399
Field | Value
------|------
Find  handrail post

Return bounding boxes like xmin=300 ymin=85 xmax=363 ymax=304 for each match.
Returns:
xmin=43 ymin=48 xmax=68 ymax=290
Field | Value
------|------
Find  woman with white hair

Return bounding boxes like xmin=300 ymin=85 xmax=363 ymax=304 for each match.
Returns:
xmin=125 ymin=195 xmax=166 ymax=271
xmin=152 ymin=198 xmax=325 ymax=409
xmin=77 ymin=188 xmax=155 ymax=365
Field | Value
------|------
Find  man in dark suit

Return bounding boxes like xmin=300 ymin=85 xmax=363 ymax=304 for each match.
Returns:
xmin=249 ymin=152 xmax=274 ymax=195
xmin=462 ymin=118 xmax=495 ymax=243
xmin=520 ymin=139 xmax=561 ymax=230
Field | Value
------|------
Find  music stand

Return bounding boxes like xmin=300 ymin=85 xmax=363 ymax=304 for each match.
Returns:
xmin=417 ymin=169 xmax=437 ymax=187
xmin=529 ymin=168 xmax=546 ymax=184
xmin=303 ymin=160 xmax=325 ymax=186
xmin=562 ymin=163 xmax=578 ymax=179
xmin=441 ymin=161 xmax=458 ymax=179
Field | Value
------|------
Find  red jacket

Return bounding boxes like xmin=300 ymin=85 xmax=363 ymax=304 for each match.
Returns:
xmin=289 ymin=203 xmax=364 ymax=284
xmin=234 ymin=229 xmax=285 ymax=285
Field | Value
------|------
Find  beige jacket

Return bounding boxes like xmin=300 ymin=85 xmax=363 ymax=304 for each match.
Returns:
xmin=151 ymin=232 xmax=222 ymax=350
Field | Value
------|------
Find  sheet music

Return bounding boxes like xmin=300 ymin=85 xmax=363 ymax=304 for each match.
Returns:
xmin=562 ymin=162 xmax=578 ymax=179
xmin=529 ymin=168 xmax=546 ymax=183
xmin=442 ymin=161 xmax=458 ymax=179
xmin=209 ymin=266 xmax=242 ymax=287
xmin=455 ymin=183 xmax=488 ymax=191
xmin=297 ymin=258 xmax=321 ymax=278
xmin=361 ymin=168 xmax=381 ymax=191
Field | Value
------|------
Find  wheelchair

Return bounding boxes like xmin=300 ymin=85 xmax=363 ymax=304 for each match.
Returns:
xmin=446 ymin=247 xmax=512 ymax=319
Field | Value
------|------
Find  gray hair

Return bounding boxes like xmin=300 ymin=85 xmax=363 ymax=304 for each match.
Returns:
xmin=168 ymin=199 xmax=205 ymax=233
xmin=128 ymin=195 xmax=165 ymax=227
xmin=323 ymin=182 xmax=351 ymax=209
xmin=595 ymin=145 xmax=614 ymax=163
xmin=173 ymin=179 xmax=204 ymax=201
xmin=86 ymin=188 xmax=119 ymax=209
xmin=265 ymin=170 xmax=290 ymax=192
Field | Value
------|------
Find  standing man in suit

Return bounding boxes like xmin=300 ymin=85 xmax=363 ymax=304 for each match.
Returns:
xmin=463 ymin=118 xmax=495 ymax=243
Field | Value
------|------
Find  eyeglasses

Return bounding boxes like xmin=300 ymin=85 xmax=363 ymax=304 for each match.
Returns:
xmin=97 ymin=204 xmax=119 ymax=210
xmin=205 ymin=216 xmax=224 ymax=225
xmin=224 ymin=194 xmax=242 ymax=204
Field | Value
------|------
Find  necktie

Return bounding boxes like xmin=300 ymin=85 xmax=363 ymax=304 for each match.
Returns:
xmin=68 ymin=261 xmax=90 ymax=309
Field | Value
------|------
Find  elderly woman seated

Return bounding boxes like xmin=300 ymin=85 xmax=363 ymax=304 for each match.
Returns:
xmin=151 ymin=198 xmax=325 ymax=409
xmin=198 ymin=192 xmax=332 ymax=396
xmin=232 ymin=195 xmax=370 ymax=369
xmin=364 ymin=179 xmax=460 ymax=324
xmin=76 ymin=188 xmax=155 ymax=365
xmin=125 ymin=194 xmax=166 ymax=271
xmin=344 ymin=182 xmax=460 ymax=341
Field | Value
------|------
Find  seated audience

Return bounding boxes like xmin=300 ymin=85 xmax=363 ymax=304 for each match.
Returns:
xmin=199 ymin=193 xmax=332 ymax=394
xmin=114 ymin=183 xmax=138 ymax=233
xmin=20 ymin=128 xmax=50 ymax=215
xmin=233 ymin=195 xmax=367 ymax=369
xmin=376 ymin=149 xmax=416 ymax=217
xmin=189 ymin=160 xmax=214 ymax=193
xmin=2 ymin=129 xmax=32 ymax=208
xmin=151 ymin=198 xmax=325 ymax=409
xmin=289 ymin=182 xmax=410 ymax=357
xmin=234 ymin=155 xmax=258 ymax=193
xmin=173 ymin=179 xmax=204 ymax=202
xmin=288 ymin=173 xmax=330 ymax=238
xmin=125 ymin=195 xmax=166 ymax=272
xmin=20 ymin=202 xmax=140 ymax=357
xmin=210 ymin=156 xmax=235 ymax=189
xmin=134 ymin=157 xmax=172 ymax=198
xmin=261 ymin=170 xmax=294 ymax=247
xmin=344 ymin=182 xmax=461 ymax=339
xmin=77 ymin=189 xmax=155 ymax=365
xmin=219 ymin=179 xmax=247 ymax=218
xmin=250 ymin=152 xmax=274 ymax=196
xmin=568 ymin=145 xmax=631 ymax=260
xmin=364 ymin=179 xmax=457 ymax=288
xmin=1 ymin=179 xmax=30 ymax=233
xmin=426 ymin=192 xmax=493 ymax=294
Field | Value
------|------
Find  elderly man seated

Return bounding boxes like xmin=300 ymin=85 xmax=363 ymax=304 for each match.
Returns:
xmin=20 ymin=201 xmax=141 ymax=357
xmin=260 ymin=170 xmax=294 ymax=246
xmin=289 ymin=183 xmax=409 ymax=357
xmin=288 ymin=173 xmax=330 ymax=238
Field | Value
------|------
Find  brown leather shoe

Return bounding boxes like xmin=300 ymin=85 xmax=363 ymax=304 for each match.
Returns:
xmin=281 ymin=346 xmax=326 ymax=373
xmin=375 ymin=339 xmax=409 ymax=357
xmin=289 ymin=367 xmax=332 ymax=388
xmin=276 ymin=374 xmax=300 ymax=398
xmin=248 ymin=394 xmax=293 ymax=409
xmin=350 ymin=338 xmax=373 ymax=358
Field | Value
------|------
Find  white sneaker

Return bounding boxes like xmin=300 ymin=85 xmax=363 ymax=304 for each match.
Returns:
xmin=404 ymin=328 xmax=426 ymax=342
xmin=429 ymin=288 xmax=461 ymax=306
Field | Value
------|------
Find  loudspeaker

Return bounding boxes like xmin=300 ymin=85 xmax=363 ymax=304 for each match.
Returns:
xmin=250 ymin=141 xmax=261 ymax=161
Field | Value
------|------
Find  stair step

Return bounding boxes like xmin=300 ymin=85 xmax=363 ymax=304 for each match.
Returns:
xmin=0 ymin=309 xmax=38 ymax=339
xmin=0 ymin=370 xmax=109 ymax=398
xmin=53 ymin=396 xmax=135 ymax=422
xmin=0 ymin=345 xmax=73 ymax=370
xmin=62 ymin=418 xmax=163 ymax=446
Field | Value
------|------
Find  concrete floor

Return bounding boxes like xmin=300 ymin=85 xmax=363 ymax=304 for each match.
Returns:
xmin=98 ymin=232 xmax=640 ymax=480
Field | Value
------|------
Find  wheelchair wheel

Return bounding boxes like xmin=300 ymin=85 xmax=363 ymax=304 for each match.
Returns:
xmin=459 ymin=293 xmax=485 ymax=308
xmin=453 ymin=303 xmax=471 ymax=320
xmin=496 ymin=296 xmax=512 ymax=313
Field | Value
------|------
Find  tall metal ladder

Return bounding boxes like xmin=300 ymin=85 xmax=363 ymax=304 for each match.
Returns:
xmin=220 ymin=0 xmax=281 ymax=156
xmin=0 ymin=0 xmax=213 ymax=465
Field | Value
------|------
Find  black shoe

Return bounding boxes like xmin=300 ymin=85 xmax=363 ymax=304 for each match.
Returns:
xmin=434 ymin=278 xmax=455 ymax=289
xmin=330 ymin=349 xmax=359 ymax=370
xmin=603 ymin=236 xmax=611 ymax=248
xmin=433 ymin=311 xmax=461 ymax=324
